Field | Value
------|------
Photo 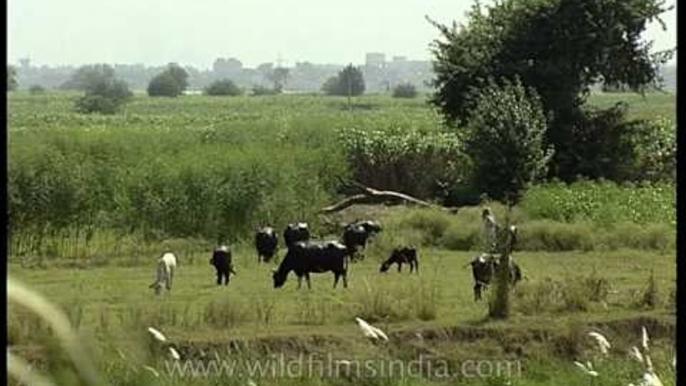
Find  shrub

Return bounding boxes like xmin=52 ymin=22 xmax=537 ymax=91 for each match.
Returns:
xmin=635 ymin=270 xmax=660 ymax=309
xmin=147 ymin=63 xmax=188 ymax=97
xmin=251 ymin=85 xmax=279 ymax=96
xmin=465 ymin=77 xmax=554 ymax=202
xmin=204 ymin=79 xmax=243 ymax=96
xmin=74 ymin=78 xmax=133 ymax=114
xmin=338 ymin=126 xmax=467 ymax=199
xmin=29 ymin=84 xmax=46 ymax=94
xmin=392 ymin=82 xmax=417 ymax=98
xmin=147 ymin=72 xmax=183 ymax=97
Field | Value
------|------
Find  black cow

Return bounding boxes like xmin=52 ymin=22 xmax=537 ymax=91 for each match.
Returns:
xmin=380 ymin=247 xmax=418 ymax=273
xmin=272 ymin=240 xmax=348 ymax=289
xmin=210 ymin=246 xmax=236 ymax=286
xmin=255 ymin=227 xmax=279 ymax=263
xmin=283 ymin=223 xmax=311 ymax=248
xmin=468 ymin=253 xmax=522 ymax=301
xmin=342 ymin=220 xmax=382 ymax=260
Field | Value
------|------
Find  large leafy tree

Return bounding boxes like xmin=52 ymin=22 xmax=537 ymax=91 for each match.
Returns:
xmin=430 ymin=0 xmax=673 ymax=180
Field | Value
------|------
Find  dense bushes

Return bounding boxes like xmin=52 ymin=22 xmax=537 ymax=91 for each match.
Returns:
xmin=8 ymin=125 xmax=348 ymax=254
xmin=338 ymin=126 xmax=467 ymax=198
xmin=392 ymin=83 xmax=417 ymax=98
xmin=204 ymin=79 xmax=243 ymax=96
xmin=147 ymin=63 xmax=189 ymax=97
xmin=74 ymin=78 xmax=133 ymax=114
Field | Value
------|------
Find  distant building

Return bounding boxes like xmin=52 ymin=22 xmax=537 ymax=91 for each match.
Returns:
xmin=365 ymin=52 xmax=386 ymax=68
xmin=392 ymin=56 xmax=407 ymax=63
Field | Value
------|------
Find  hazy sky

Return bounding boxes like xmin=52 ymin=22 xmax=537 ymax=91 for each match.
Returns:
xmin=8 ymin=0 xmax=677 ymax=69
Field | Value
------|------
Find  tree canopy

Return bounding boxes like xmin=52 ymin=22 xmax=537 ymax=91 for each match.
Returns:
xmin=148 ymin=63 xmax=189 ymax=97
xmin=322 ymin=64 xmax=365 ymax=96
xmin=430 ymin=0 xmax=673 ymax=180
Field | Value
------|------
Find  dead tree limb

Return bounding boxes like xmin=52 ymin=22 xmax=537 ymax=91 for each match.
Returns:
xmin=320 ymin=181 xmax=458 ymax=214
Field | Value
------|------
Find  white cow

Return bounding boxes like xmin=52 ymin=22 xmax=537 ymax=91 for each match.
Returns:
xmin=149 ymin=252 xmax=177 ymax=295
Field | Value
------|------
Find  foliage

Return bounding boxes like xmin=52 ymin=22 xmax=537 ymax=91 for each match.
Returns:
xmin=29 ymin=84 xmax=46 ymax=94
xmin=251 ymin=85 xmax=280 ymax=96
xmin=59 ymin=64 xmax=116 ymax=90
xmin=204 ymin=79 xmax=243 ymax=96
xmin=7 ymin=64 xmax=18 ymax=91
xmin=392 ymin=82 xmax=417 ymax=98
xmin=521 ymin=179 xmax=676 ymax=226
xmin=465 ymin=77 xmax=553 ymax=202
xmin=429 ymin=0 xmax=673 ymax=180
xmin=147 ymin=63 xmax=188 ymax=97
xmin=74 ymin=77 xmax=133 ymax=114
xmin=338 ymin=125 xmax=467 ymax=198
xmin=322 ymin=64 xmax=365 ymax=96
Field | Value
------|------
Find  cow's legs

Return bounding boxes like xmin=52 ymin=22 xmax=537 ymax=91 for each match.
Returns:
xmin=474 ymin=283 xmax=482 ymax=301
xmin=297 ymin=275 xmax=303 ymax=289
xmin=223 ymin=271 xmax=230 ymax=285
xmin=397 ymin=262 xmax=402 ymax=272
xmin=333 ymin=273 xmax=340 ymax=288
xmin=216 ymin=270 xmax=222 ymax=285
xmin=342 ymin=271 xmax=348 ymax=288
xmin=305 ymin=273 xmax=312 ymax=290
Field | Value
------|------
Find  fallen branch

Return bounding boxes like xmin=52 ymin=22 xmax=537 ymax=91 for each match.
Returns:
xmin=320 ymin=181 xmax=458 ymax=214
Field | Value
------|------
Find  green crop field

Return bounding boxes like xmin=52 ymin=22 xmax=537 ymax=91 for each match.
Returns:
xmin=7 ymin=91 xmax=676 ymax=386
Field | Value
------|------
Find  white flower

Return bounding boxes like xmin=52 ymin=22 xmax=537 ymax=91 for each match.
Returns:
xmin=588 ymin=331 xmax=611 ymax=355
xmin=355 ymin=317 xmax=388 ymax=341
xmin=147 ymin=327 xmax=167 ymax=342
xmin=629 ymin=346 xmax=644 ymax=363
xmin=247 ymin=379 xmax=257 ymax=386
xmin=169 ymin=347 xmax=181 ymax=360
xmin=574 ymin=361 xmax=598 ymax=377
xmin=641 ymin=326 xmax=650 ymax=351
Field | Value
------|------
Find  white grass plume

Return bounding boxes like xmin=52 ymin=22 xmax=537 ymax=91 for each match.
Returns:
xmin=8 ymin=277 xmax=101 ymax=385
xmin=169 ymin=347 xmax=181 ymax=360
xmin=641 ymin=326 xmax=650 ymax=351
xmin=629 ymin=346 xmax=644 ymax=364
xmin=147 ymin=327 xmax=167 ymax=342
xmin=355 ymin=317 xmax=389 ymax=341
xmin=573 ymin=361 xmax=598 ymax=377
xmin=588 ymin=331 xmax=611 ymax=355
xmin=142 ymin=365 xmax=160 ymax=378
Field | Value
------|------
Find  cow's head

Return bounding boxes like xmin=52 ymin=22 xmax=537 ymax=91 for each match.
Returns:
xmin=272 ymin=267 xmax=287 ymax=288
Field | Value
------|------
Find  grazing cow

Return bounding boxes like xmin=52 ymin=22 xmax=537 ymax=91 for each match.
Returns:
xmin=283 ymin=223 xmax=310 ymax=248
xmin=380 ymin=246 xmax=418 ymax=273
xmin=468 ymin=253 xmax=522 ymax=301
xmin=255 ymin=227 xmax=279 ymax=263
xmin=342 ymin=220 xmax=382 ymax=260
xmin=272 ymin=240 xmax=348 ymax=289
xmin=149 ymin=252 xmax=177 ymax=295
xmin=355 ymin=220 xmax=382 ymax=234
xmin=210 ymin=245 xmax=236 ymax=286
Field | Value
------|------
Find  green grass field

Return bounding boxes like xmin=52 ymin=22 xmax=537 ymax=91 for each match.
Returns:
xmin=7 ymin=91 xmax=676 ymax=385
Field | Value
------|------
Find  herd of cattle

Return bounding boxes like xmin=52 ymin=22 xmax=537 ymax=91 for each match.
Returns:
xmin=150 ymin=217 xmax=523 ymax=301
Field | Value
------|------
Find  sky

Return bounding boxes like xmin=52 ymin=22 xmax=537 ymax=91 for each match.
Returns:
xmin=7 ymin=0 xmax=677 ymax=69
